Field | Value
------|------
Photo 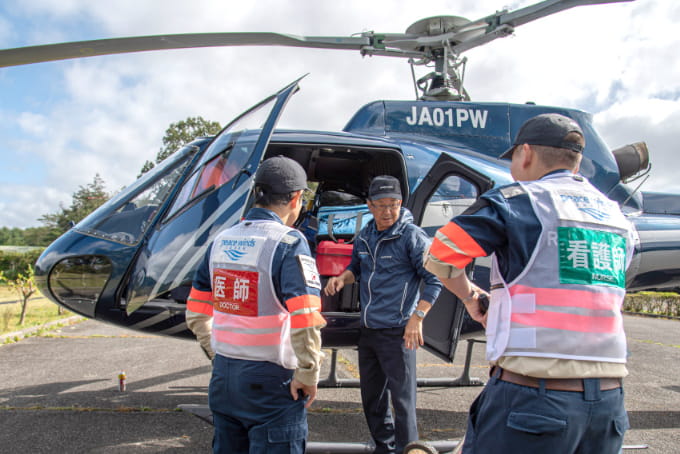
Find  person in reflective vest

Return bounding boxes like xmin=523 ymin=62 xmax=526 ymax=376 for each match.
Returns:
xmin=186 ymin=156 xmax=326 ymax=454
xmin=425 ymin=113 xmax=637 ymax=454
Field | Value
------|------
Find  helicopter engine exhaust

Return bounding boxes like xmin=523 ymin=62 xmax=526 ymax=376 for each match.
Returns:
xmin=612 ymin=142 xmax=649 ymax=182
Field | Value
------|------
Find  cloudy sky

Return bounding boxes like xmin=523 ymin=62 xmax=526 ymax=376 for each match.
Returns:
xmin=0 ymin=0 xmax=677 ymax=229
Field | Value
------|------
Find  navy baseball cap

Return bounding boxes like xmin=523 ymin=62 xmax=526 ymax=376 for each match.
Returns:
xmin=368 ymin=175 xmax=402 ymax=201
xmin=499 ymin=113 xmax=585 ymax=160
xmin=254 ymin=156 xmax=307 ymax=194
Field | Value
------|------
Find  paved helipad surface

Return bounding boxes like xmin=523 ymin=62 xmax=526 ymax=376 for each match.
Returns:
xmin=0 ymin=314 xmax=678 ymax=453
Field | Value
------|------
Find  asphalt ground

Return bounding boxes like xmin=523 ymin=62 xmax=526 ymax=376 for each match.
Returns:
xmin=0 ymin=314 xmax=678 ymax=453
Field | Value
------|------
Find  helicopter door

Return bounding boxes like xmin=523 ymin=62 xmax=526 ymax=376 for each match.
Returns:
xmin=123 ymin=79 xmax=302 ymax=315
xmin=407 ymin=153 xmax=493 ymax=362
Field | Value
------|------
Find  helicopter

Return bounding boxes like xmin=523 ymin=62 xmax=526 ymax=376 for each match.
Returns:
xmin=3 ymin=0 xmax=676 ymax=451
xmin=2 ymin=0 xmax=674 ymax=368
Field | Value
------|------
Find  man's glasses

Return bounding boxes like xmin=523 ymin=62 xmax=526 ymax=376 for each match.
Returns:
xmin=371 ymin=202 xmax=401 ymax=212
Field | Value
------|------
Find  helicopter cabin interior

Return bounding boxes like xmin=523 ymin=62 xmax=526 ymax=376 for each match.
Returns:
xmin=260 ymin=141 xmax=479 ymax=315
xmin=260 ymin=142 xmax=406 ymax=314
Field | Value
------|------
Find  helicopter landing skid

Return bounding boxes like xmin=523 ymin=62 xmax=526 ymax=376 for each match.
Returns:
xmin=318 ymin=338 xmax=487 ymax=389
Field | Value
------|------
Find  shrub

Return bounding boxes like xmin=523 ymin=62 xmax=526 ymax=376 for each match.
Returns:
xmin=623 ymin=292 xmax=680 ymax=318
xmin=0 ymin=248 xmax=44 ymax=281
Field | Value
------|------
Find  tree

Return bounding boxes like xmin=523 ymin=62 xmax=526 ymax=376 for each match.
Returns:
xmin=0 ymin=249 xmax=43 ymax=281
xmin=38 ymin=174 xmax=110 ymax=237
xmin=20 ymin=226 xmax=56 ymax=247
xmin=138 ymin=116 xmax=221 ymax=177
xmin=0 ymin=226 xmax=57 ymax=247
xmin=0 ymin=265 xmax=36 ymax=325
xmin=0 ymin=227 xmax=26 ymax=246
xmin=138 ymin=159 xmax=156 ymax=177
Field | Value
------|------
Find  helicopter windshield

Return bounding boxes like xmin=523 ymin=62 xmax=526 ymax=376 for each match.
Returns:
xmin=74 ymin=142 xmax=200 ymax=245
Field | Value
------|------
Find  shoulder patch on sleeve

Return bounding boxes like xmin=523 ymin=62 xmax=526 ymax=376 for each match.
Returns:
xmin=281 ymin=232 xmax=300 ymax=245
xmin=297 ymin=255 xmax=321 ymax=289
xmin=500 ymin=184 xmax=526 ymax=199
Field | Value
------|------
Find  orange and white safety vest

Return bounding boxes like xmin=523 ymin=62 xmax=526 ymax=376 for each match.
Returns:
xmin=199 ymin=220 xmax=302 ymax=368
xmin=486 ymin=175 xmax=636 ymax=363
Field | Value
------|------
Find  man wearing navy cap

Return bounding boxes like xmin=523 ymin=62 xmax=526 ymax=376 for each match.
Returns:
xmin=187 ymin=156 xmax=326 ymax=453
xmin=324 ymin=175 xmax=442 ymax=454
xmin=425 ymin=113 xmax=636 ymax=453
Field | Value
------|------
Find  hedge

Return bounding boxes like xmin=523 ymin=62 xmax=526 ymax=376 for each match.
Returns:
xmin=623 ymin=292 xmax=680 ymax=318
xmin=0 ymin=248 xmax=45 ymax=280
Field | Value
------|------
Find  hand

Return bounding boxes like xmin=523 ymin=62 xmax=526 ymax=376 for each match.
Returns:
xmin=290 ymin=378 xmax=317 ymax=408
xmin=323 ymin=276 xmax=344 ymax=296
xmin=462 ymin=291 xmax=490 ymax=328
xmin=403 ymin=315 xmax=424 ymax=350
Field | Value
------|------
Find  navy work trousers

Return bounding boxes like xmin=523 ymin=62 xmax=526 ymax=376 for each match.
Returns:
xmin=358 ymin=326 xmax=418 ymax=454
xmin=462 ymin=371 xmax=629 ymax=453
xmin=209 ymin=354 xmax=307 ymax=454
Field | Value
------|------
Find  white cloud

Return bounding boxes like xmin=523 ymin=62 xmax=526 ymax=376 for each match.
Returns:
xmin=595 ymin=97 xmax=680 ymax=193
xmin=0 ymin=185 xmax=68 ymax=228
xmin=0 ymin=0 xmax=678 ymax=229
xmin=17 ymin=112 xmax=49 ymax=136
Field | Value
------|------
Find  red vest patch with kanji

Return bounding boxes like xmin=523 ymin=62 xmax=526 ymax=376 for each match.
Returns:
xmin=212 ymin=269 xmax=259 ymax=316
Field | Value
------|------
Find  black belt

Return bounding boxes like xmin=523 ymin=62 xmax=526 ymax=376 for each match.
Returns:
xmin=493 ymin=367 xmax=622 ymax=392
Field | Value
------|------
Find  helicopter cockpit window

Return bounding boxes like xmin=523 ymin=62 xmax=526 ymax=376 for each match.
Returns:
xmin=165 ymin=96 xmax=277 ymax=218
xmin=165 ymin=142 xmax=255 ymax=219
xmin=420 ymin=175 xmax=478 ymax=236
xmin=78 ymin=164 xmax=187 ymax=245
xmin=195 ymin=98 xmax=274 ymax=169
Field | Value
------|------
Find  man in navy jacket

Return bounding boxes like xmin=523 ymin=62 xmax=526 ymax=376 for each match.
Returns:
xmin=324 ymin=175 xmax=442 ymax=454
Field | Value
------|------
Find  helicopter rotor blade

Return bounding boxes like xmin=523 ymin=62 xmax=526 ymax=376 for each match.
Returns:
xmin=0 ymin=32 xmax=378 ymax=68
xmin=0 ymin=0 xmax=634 ymax=69
xmin=451 ymin=0 xmax=635 ymax=54
xmin=498 ymin=0 xmax=634 ymax=29
xmin=386 ymin=0 xmax=634 ymax=56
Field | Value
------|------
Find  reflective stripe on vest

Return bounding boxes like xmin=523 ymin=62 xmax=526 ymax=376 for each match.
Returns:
xmin=187 ymin=288 xmax=214 ymax=316
xmin=286 ymin=294 xmax=324 ymax=329
xmin=429 ymin=221 xmax=486 ymax=269
xmin=209 ymin=220 xmax=298 ymax=369
xmin=485 ymin=174 xmax=635 ymax=363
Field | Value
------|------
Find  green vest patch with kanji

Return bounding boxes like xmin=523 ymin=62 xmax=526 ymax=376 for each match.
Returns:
xmin=558 ymin=226 xmax=627 ymax=287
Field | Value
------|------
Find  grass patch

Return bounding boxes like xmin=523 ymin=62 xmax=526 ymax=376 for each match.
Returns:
xmin=0 ymin=285 xmax=73 ymax=335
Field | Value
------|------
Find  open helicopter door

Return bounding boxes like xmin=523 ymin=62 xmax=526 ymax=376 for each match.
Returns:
xmin=121 ymin=78 xmax=303 ymax=320
xmin=407 ymin=153 xmax=493 ymax=369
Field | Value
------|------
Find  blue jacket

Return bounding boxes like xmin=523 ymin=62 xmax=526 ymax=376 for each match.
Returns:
xmin=347 ymin=208 xmax=442 ymax=329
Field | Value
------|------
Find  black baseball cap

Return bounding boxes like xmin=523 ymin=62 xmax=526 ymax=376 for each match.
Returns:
xmin=254 ymin=156 xmax=307 ymax=194
xmin=368 ymin=175 xmax=402 ymax=201
xmin=499 ymin=113 xmax=585 ymax=160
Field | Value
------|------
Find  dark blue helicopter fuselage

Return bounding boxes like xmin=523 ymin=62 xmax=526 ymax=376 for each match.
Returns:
xmin=34 ymin=90 xmax=680 ymax=360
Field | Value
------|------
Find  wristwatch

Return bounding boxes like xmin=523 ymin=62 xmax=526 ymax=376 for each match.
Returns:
xmin=414 ymin=309 xmax=426 ymax=320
